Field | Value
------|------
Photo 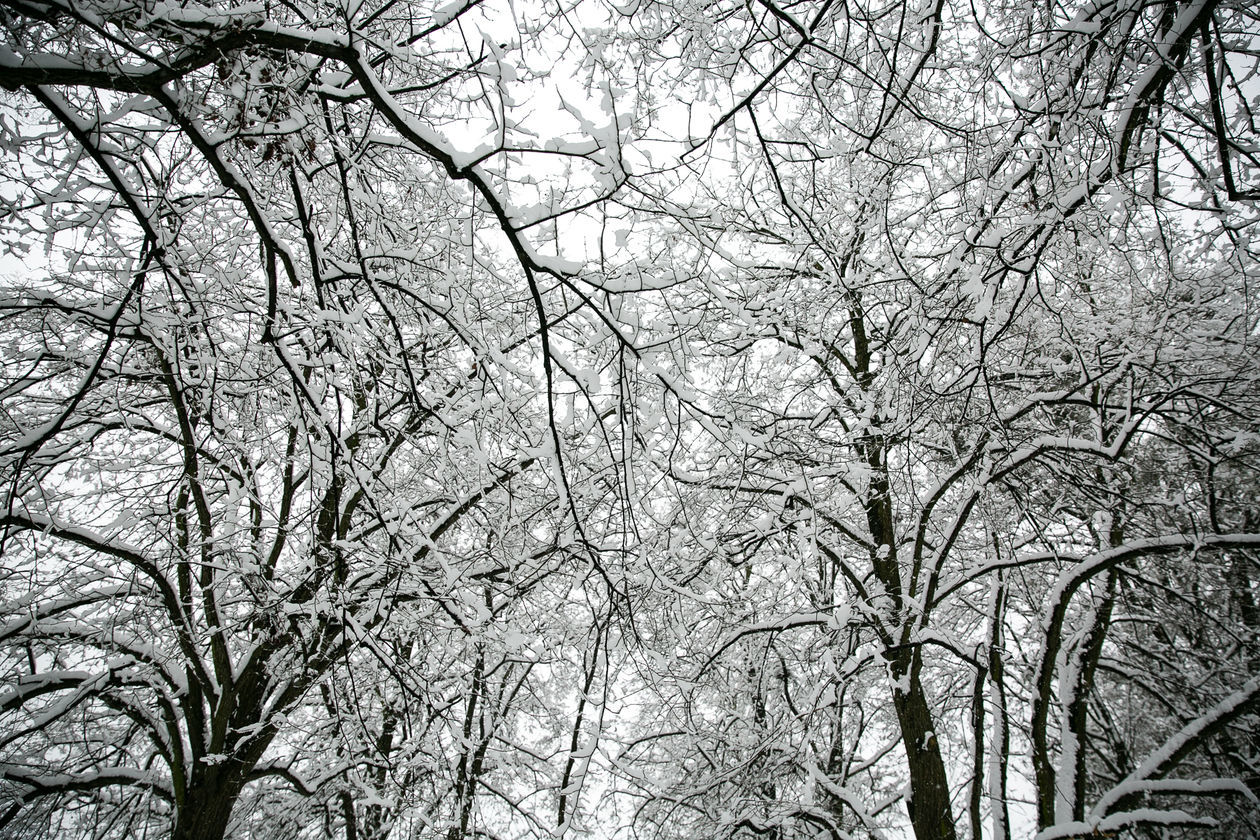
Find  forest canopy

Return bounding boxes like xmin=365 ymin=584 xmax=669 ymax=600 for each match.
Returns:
xmin=1 ymin=0 xmax=1259 ymax=838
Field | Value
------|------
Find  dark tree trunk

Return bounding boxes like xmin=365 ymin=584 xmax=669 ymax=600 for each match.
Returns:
xmin=891 ymin=648 xmax=957 ymax=840
xmin=172 ymin=767 xmax=244 ymax=840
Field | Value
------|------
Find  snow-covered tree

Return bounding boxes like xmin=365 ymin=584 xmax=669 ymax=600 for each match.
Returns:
xmin=2 ymin=0 xmax=1258 ymax=839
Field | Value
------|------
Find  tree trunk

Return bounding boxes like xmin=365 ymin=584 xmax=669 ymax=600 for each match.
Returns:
xmin=891 ymin=647 xmax=957 ymax=840
xmin=172 ymin=767 xmax=244 ymax=840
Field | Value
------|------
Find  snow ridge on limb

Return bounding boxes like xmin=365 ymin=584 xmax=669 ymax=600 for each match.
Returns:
xmin=1031 ymin=533 xmax=1260 ymax=830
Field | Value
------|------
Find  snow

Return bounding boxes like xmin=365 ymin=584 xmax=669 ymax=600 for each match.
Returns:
xmin=5 ymin=2 xmax=1260 ymax=838
xmin=1036 ymin=809 xmax=1216 ymax=840
xmin=1087 ymin=675 xmax=1260 ymax=818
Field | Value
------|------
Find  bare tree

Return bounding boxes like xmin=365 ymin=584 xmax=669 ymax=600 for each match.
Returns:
xmin=2 ymin=0 xmax=1259 ymax=839
xmin=611 ymin=0 xmax=1260 ymax=838
xmin=0 ymin=1 xmax=637 ymax=837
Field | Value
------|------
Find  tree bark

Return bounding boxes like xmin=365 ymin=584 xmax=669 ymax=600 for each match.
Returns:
xmin=891 ymin=646 xmax=957 ymax=840
xmin=172 ymin=767 xmax=244 ymax=840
